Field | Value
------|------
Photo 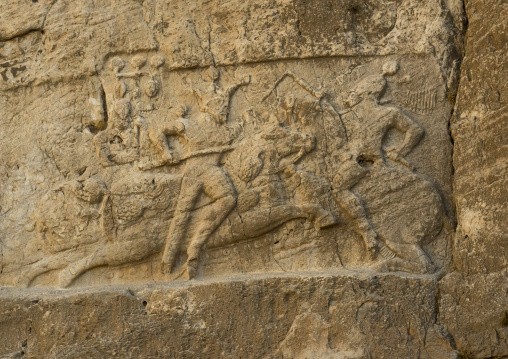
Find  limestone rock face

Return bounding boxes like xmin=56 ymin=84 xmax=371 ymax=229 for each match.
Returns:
xmin=439 ymin=0 xmax=508 ymax=357
xmin=1 ymin=0 xmax=461 ymax=288
xmin=0 ymin=274 xmax=457 ymax=359
xmin=0 ymin=0 xmax=505 ymax=357
xmin=451 ymin=0 xmax=508 ymax=275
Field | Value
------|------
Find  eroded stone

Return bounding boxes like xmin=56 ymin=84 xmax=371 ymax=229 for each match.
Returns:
xmin=3 ymin=0 xmax=506 ymax=357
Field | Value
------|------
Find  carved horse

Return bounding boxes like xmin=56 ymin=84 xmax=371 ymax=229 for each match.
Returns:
xmin=14 ymin=124 xmax=336 ymax=288
xmin=264 ymin=70 xmax=452 ymax=274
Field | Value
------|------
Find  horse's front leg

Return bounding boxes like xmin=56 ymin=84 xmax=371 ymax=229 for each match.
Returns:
xmin=185 ymin=194 xmax=236 ymax=279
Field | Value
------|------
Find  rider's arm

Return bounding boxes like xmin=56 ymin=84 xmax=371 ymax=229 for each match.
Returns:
xmin=388 ymin=110 xmax=424 ymax=157
xmin=224 ymin=75 xmax=251 ymax=98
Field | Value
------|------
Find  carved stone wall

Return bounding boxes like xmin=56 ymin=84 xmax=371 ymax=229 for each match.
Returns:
xmin=0 ymin=0 xmax=505 ymax=357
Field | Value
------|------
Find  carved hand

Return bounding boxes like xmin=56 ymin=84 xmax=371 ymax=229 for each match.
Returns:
xmin=174 ymin=121 xmax=185 ymax=134
xmin=385 ymin=146 xmax=416 ymax=171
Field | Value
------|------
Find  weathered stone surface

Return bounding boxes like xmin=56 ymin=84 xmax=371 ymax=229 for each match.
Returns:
xmin=450 ymin=0 xmax=508 ymax=275
xmin=0 ymin=0 xmax=463 ymax=91
xmin=0 ymin=0 xmax=463 ymax=288
xmin=0 ymin=273 xmax=457 ymax=358
xmin=1 ymin=0 xmax=506 ymax=357
xmin=439 ymin=271 xmax=508 ymax=358
xmin=435 ymin=1 xmax=508 ymax=358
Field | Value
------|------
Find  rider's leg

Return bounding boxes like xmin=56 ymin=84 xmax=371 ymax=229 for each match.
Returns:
xmin=185 ymin=167 xmax=237 ymax=279
xmin=333 ymin=189 xmax=380 ymax=258
xmin=161 ymin=177 xmax=203 ymax=272
xmin=185 ymin=195 xmax=236 ymax=279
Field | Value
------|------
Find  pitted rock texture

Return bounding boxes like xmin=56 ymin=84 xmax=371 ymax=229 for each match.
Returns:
xmin=450 ymin=0 xmax=508 ymax=275
xmin=1 ymin=0 xmax=507 ymax=357
xmin=439 ymin=271 xmax=508 ymax=358
xmin=0 ymin=0 xmax=462 ymax=288
xmin=437 ymin=0 xmax=508 ymax=358
xmin=0 ymin=273 xmax=457 ymax=359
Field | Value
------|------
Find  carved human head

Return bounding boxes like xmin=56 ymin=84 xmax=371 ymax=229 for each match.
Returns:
xmin=346 ymin=75 xmax=387 ymax=107
xmin=80 ymin=178 xmax=106 ymax=203
xmin=130 ymin=55 xmax=147 ymax=70
xmin=345 ymin=61 xmax=399 ymax=107
xmin=382 ymin=61 xmax=399 ymax=76
xmin=109 ymin=57 xmax=125 ymax=73
xmin=301 ymin=132 xmax=317 ymax=153
xmin=150 ymin=54 xmax=165 ymax=69
xmin=143 ymin=79 xmax=159 ymax=97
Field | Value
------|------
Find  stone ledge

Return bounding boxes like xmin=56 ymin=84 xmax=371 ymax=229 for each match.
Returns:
xmin=0 ymin=272 xmax=457 ymax=358
xmin=439 ymin=270 xmax=508 ymax=358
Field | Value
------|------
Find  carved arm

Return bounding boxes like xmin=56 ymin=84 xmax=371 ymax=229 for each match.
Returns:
xmin=387 ymin=110 xmax=424 ymax=157
xmin=224 ymin=75 xmax=251 ymax=99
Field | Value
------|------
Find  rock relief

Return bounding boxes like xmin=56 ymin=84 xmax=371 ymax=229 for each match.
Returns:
xmin=2 ymin=54 xmax=454 ymax=288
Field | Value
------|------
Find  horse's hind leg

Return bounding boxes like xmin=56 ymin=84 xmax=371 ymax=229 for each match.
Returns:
xmin=13 ymin=250 xmax=82 ymax=288
xmin=161 ymin=177 xmax=203 ymax=273
xmin=186 ymin=195 xmax=236 ymax=279
xmin=58 ymin=238 xmax=161 ymax=288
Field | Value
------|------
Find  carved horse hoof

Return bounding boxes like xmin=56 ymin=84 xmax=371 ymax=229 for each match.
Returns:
xmin=13 ymin=275 xmax=31 ymax=288
xmin=378 ymin=243 xmax=396 ymax=259
xmin=185 ymin=259 xmax=198 ymax=280
xmin=160 ymin=263 xmax=172 ymax=275
xmin=315 ymin=211 xmax=339 ymax=229
xmin=371 ymin=255 xmax=436 ymax=275
xmin=301 ymin=204 xmax=338 ymax=229
xmin=58 ymin=269 xmax=75 ymax=288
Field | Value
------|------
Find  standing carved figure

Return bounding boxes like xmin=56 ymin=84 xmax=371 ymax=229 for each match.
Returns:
xmin=193 ymin=66 xmax=250 ymax=125
xmin=135 ymin=108 xmax=186 ymax=170
xmin=159 ymin=113 xmax=237 ymax=279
